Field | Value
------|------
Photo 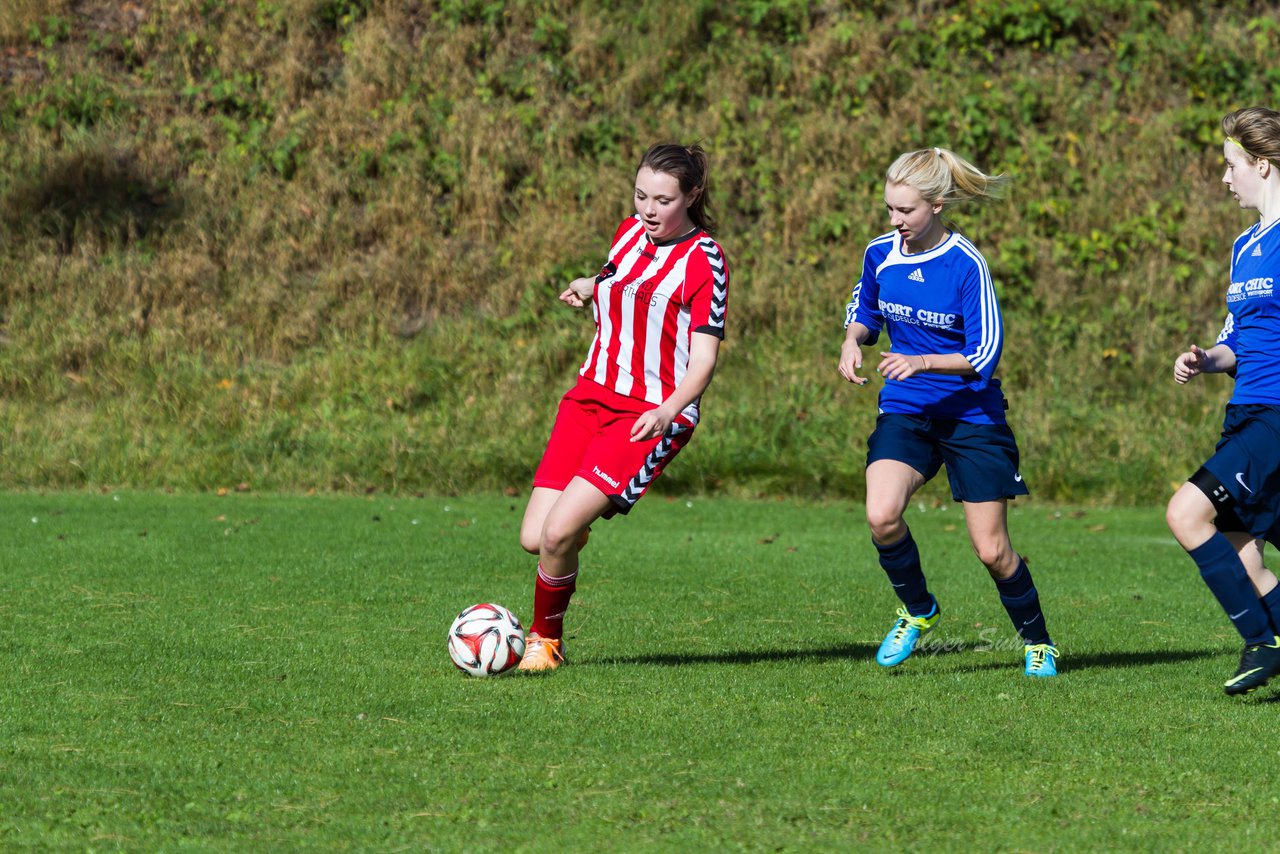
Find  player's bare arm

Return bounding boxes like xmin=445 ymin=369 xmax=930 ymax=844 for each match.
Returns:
xmin=839 ymin=322 xmax=871 ymax=385
xmin=1173 ymin=343 xmax=1236 ymax=383
xmin=879 ymin=351 xmax=981 ymax=382
xmin=630 ymin=332 xmax=720 ymax=442
xmin=559 ymin=276 xmax=596 ymax=308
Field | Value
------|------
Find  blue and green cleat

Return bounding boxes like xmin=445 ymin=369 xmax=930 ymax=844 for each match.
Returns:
xmin=875 ymin=602 xmax=940 ymax=667
xmin=1224 ymin=635 xmax=1280 ymax=696
xmin=1024 ymin=643 xmax=1059 ymax=677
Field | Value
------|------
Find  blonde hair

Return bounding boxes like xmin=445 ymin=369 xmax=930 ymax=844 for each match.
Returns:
xmin=1222 ymin=107 xmax=1280 ymax=165
xmin=885 ymin=147 xmax=1007 ymax=206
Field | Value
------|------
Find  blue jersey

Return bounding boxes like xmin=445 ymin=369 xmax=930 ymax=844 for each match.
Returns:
xmin=844 ymin=230 xmax=1007 ymax=424
xmin=1216 ymin=218 xmax=1280 ymax=405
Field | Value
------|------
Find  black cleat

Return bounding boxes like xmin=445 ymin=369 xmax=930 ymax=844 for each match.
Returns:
xmin=1224 ymin=635 xmax=1280 ymax=696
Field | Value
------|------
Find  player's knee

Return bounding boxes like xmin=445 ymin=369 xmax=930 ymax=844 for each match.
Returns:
xmin=971 ymin=539 xmax=1012 ymax=573
xmin=518 ymin=528 xmax=542 ymax=555
xmin=1163 ymin=500 xmax=1185 ymax=538
xmin=539 ymin=519 xmax=583 ymax=558
xmin=1166 ymin=488 xmax=1213 ymax=543
xmin=865 ymin=505 xmax=905 ymax=543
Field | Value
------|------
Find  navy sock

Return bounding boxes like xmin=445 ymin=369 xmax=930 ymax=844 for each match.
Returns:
xmin=995 ymin=558 xmax=1052 ymax=646
xmin=1260 ymin=585 xmax=1280 ymax=637
xmin=875 ymin=530 xmax=934 ymax=616
xmin=1189 ymin=533 xmax=1273 ymax=645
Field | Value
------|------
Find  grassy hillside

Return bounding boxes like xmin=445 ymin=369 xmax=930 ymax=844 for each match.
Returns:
xmin=1 ymin=0 xmax=1278 ymax=500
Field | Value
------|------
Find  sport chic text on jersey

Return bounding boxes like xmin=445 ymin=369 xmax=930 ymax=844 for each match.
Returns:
xmin=845 ymin=229 xmax=1007 ymax=424
xmin=1217 ymin=217 xmax=1280 ymax=405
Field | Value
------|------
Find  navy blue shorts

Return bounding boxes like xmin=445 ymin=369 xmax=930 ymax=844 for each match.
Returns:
xmin=1201 ymin=404 xmax=1280 ymax=541
xmin=866 ymin=413 xmax=1030 ymax=503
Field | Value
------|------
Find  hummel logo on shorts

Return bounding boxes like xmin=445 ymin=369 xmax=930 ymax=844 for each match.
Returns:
xmin=592 ymin=465 xmax=620 ymax=489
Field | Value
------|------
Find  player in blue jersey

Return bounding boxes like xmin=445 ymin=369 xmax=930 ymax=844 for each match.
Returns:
xmin=1167 ymin=106 xmax=1280 ymax=696
xmin=838 ymin=147 xmax=1058 ymax=677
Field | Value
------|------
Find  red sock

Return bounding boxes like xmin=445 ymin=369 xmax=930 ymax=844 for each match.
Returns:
xmin=530 ymin=564 xmax=577 ymax=639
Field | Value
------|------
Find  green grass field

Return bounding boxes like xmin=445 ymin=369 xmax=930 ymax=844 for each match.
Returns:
xmin=3 ymin=491 xmax=1277 ymax=850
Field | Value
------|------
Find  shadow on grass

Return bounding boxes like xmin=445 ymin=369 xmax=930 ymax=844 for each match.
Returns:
xmin=587 ymin=642 xmax=881 ymax=667
xmin=951 ymin=647 xmax=1225 ymax=674
xmin=585 ymin=645 xmax=1224 ymax=671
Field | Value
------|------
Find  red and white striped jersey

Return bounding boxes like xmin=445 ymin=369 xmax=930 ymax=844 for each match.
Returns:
xmin=579 ymin=215 xmax=729 ymax=423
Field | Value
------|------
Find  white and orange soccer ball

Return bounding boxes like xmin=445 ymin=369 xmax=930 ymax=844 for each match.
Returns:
xmin=447 ymin=603 xmax=526 ymax=676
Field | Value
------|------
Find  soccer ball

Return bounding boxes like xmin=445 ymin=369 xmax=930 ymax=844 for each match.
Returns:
xmin=447 ymin=603 xmax=526 ymax=676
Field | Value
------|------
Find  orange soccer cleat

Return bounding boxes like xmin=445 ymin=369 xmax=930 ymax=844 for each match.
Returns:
xmin=517 ymin=633 xmax=566 ymax=672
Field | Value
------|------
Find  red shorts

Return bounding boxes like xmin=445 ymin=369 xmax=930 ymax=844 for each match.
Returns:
xmin=533 ymin=377 xmax=696 ymax=517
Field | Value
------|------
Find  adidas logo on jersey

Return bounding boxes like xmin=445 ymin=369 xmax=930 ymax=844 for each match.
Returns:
xmin=907 ymin=268 xmax=925 ymax=283
xmin=1253 ymin=244 xmax=1263 ymax=257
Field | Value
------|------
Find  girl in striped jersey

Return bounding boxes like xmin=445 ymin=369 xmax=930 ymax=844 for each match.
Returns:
xmin=838 ymin=148 xmax=1059 ymax=677
xmin=516 ymin=143 xmax=729 ymax=672
xmin=1168 ymin=107 xmax=1280 ymax=696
